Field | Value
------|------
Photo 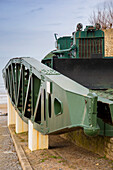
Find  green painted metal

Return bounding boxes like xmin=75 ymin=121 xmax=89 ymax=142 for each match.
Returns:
xmin=89 ymin=90 xmax=113 ymax=136
xmin=56 ymin=36 xmax=72 ymax=50
xmin=3 ymin=57 xmax=101 ymax=136
xmin=41 ymin=24 xmax=113 ymax=136
xmin=97 ymin=118 xmax=113 ymax=137
xmin=75 ymin=27 xmax=104 ymax=58
xmin=53 ymin=36 xmax=73 ymax=58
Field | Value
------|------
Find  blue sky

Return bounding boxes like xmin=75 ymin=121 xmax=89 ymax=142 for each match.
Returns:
xmin=0 ymin=0 xmax=107 ymax=82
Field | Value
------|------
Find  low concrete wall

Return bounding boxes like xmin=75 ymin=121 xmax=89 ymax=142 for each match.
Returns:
xmin=61 ymin=130 xmax=113 ymax=160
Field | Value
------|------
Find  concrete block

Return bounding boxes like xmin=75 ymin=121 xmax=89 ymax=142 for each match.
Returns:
xmin=7 ymin=95 xmax=16 ymax=126
xmin=16 ymin=112 xmax=28 ymax=133
xmin=28 ymin=120 xmax=48 ymax=151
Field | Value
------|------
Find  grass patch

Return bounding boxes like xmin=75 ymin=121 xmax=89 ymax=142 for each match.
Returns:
xmin=58 ymin=160 xmax=66 ymax=163
xmin=49 ymin=155 xmax=57 ymax=159
xmin=98 ymin=155 xmax=107 ymax=159
xmin=40 ymin=152 xmax=45 ymax=156
xmin=40 ymin=158 xmax=48 ymax=163
xmin=49 ymin=155 xmax=62 ymax=159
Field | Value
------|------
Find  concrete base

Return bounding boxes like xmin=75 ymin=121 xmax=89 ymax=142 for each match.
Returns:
xmin=7 ymin=95 xmax=48 ymax=151
xmin=16 ymin=112 xmax=28 ymax=133
xmin=28 ymin=120 xmax=49 ymax=151
xmin=7 ymin=95 xmax=16 ymax=126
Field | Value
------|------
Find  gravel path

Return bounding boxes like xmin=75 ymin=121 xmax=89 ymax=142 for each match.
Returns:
xmin=0 ymin=115 xmax=22 ymax=170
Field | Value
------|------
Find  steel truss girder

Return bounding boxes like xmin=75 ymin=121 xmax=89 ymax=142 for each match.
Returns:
xmin=2 ymin=57 xmax=109 ymax=136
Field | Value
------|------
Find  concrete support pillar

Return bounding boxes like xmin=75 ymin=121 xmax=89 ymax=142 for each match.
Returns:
xmin=7 ymin=95 xmax=16 ymax=126
xmin=16 ymin=112 xmax=28 ymax=133
xmin=28 ymin=120 xmax=49 ymax=151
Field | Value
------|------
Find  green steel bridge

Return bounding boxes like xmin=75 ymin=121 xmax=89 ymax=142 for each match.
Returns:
xmin=2 ymin=57 xmax=113 ymax=137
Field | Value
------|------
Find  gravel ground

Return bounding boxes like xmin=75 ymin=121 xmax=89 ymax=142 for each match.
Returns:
xmin=22 ymin=135 xmax=113 ymax=170
xmin=15 ymin=129 xmax=113 ymax=170
xmin=3 ymin=115 xmax=113 ymax=170
xmin=0 ymin=115 xmax=22 ymax=170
